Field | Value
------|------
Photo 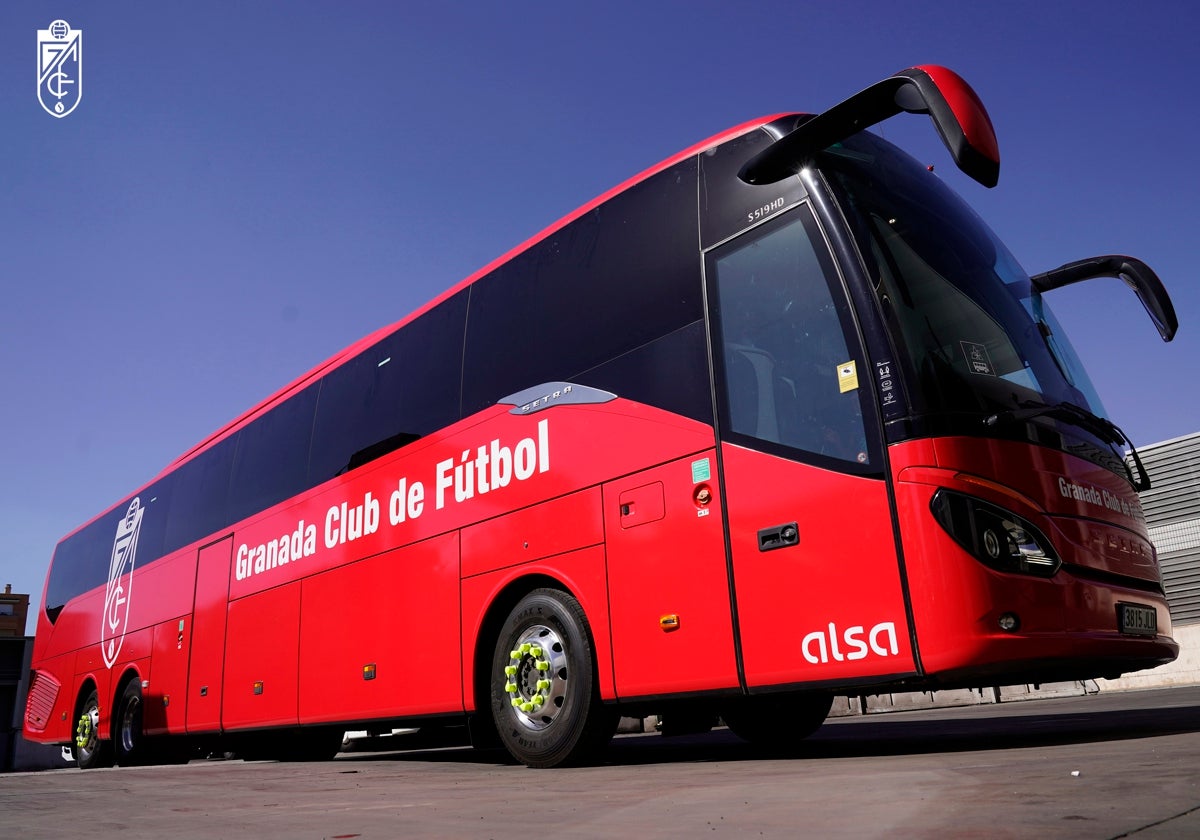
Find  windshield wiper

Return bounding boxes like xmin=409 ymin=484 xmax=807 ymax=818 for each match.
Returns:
xmin=984 ymin=401 xmax=1151 ymax=491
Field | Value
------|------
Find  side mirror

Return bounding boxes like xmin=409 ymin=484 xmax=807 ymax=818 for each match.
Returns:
xmin=739 ymin=65 xmax=1000 ymax=188
xmin=1030 ymin=255 xmax=1177 ymax=342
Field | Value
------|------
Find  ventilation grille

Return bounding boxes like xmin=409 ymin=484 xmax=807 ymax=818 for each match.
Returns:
xmin=24 ymin=669 xmax=61 ymax=732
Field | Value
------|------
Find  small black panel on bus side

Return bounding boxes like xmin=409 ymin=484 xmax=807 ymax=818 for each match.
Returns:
xmin=700 ymin=125 xmax=808 ymax=250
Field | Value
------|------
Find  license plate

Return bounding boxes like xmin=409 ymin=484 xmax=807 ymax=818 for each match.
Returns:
xmin=1117 ymin=603 xmax=1157 ymax=636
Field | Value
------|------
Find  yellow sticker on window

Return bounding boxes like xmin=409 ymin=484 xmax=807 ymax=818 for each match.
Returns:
xmin=837 ymin=360 xmax=859 ymax=393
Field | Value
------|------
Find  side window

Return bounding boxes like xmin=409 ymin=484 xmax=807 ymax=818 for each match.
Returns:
xmin=575 ymin=320 xmax=712 ymax=424
xmin=461 ymin=159 xmax=701 ymax=416
xmin=227 ymin=383 xmax=320 ymax=522
xmin=45 ymin=481 xmax=173 ymax=615
xmin=308 ymin=291 xmax=467 ymax=482
xmin=709 ymin=207 xmax=875 ymax=469
xmin=164 ymin=435 xmax=238 ymax=551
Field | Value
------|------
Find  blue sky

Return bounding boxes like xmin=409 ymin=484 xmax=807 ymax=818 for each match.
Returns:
xmin=3 ymin=1 xmax=1198 ymax=625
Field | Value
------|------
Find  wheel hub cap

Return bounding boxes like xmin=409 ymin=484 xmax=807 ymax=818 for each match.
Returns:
xmin=503 ymin=624 xmax=569 ymax=730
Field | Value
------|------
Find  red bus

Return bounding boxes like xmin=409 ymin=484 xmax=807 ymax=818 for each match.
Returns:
xmin=25 ymin=66 xmax=1178 ymax=769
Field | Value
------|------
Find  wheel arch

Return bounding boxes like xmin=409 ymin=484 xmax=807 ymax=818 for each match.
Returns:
xmin=112 ymin=666 xmax=143 ymax=708
xmin=469 ymin=573 xmax=572 ymax=723
xmin=479 ymin=580 xmax=617 ymax=766
xmin=73 ymin=676 xmax=100 ymax=736
xmin=112 ymin=666 xmax=143 ymax=724
xmin=461 ymin=544 xmax=616 ymax=732
xmin=71 ymin=676 xmax=113 ymax=768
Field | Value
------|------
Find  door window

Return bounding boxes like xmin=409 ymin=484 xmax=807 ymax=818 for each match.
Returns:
xmin=709 ymin=207 xmax=876 ymax=470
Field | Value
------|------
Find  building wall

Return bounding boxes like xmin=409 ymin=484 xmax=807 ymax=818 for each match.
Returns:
xmin=1097 ymin=623 xmax=1200 ymax=691
xmin=0 ymin=584 xmax=30 ymax=638
xmin=1136 ymin=432 xmax=1200 ymax=624
xmin=1094 ymin=432 xmax=1200 ymax=692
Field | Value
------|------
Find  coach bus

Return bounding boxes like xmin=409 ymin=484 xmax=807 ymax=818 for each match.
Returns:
xmin=25 ymin=66 xmax=1178 ymax=769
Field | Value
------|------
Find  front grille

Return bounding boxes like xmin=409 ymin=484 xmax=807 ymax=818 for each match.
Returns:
xmin=1065 ymin=562 xmax=1166 ymax=596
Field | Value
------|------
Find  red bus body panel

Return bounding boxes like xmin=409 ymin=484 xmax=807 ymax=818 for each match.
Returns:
xmin=223 ymin=582 xmax=301 ymax=729
xmin=26 ymin=404 xmax=1178 ymax=748
xmin=892 ymin=438 xmax=1176 ymax=681
xmin=27 ymin=399 xmax=724 ymax=745
xmin=186 ymin=537 xmax=233 ymax=731
xmin=722 ymin=444 xmax=916 ymax=688
xmin=603 ymin=451 xmax=739 ymax=698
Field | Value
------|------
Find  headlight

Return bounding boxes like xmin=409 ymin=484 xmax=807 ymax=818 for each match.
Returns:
xmin=929 ymin=489 xmax=1061 ymax=578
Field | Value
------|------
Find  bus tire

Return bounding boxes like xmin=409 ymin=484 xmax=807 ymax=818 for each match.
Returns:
xmin=721 ymin=692 xmax=833 ymax=748
xmin=74 ymin=688 xmax=112 ymax=770
xmin=489 ymin=588 xmax=615 ymax=768
xmin=114 ymin=680 xmax=147 ymax=766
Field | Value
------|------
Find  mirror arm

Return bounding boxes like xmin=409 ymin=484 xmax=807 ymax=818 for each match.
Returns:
xmin=739 ymin=65 xmax=1000 ymax=188
xmin=1031 ymin=255 xmax=1178 ymax=342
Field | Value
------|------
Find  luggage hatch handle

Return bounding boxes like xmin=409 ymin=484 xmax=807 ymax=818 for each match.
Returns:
xmin=758 ymin=522 xmax=799 ymax=552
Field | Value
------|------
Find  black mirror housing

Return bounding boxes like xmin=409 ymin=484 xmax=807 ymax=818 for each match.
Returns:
xmin=1030 ymin=255 xmax=1177 ymax=342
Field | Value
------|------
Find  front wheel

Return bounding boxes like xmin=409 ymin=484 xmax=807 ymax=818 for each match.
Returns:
xmin=490 ymin=588 xmax=615 ymax=768
xmin=75 ymin=689 xmax=112 ymax=770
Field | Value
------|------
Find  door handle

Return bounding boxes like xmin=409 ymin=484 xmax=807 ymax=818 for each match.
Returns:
xmin=757 ymin=522 xmax=799 ymax=552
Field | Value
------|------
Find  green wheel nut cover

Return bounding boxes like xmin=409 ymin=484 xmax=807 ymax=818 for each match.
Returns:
xmin=75 ymin=714 xmax=92 ymax=750
xmin=502 ymin=623 xmax=567 ymax=730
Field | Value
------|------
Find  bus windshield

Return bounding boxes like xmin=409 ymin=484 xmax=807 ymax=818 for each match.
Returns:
xmin=821 ymin=132 xmax=1110 ymax=445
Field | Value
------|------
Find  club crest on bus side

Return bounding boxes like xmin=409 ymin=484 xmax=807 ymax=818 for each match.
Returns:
xmin=102 ymin=498 xmax=143 ymax=669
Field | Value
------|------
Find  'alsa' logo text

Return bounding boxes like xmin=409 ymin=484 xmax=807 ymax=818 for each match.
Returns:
xmin=802 ymin=621 xmax=899 ymax=665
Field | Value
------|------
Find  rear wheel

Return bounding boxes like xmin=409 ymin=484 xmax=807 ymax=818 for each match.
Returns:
xmin=490 ymin=588 xmax=615 ymax=768
xmin=75 ymin=689 xmax=112 ymax=769
xmin=114 ymin=680 xmax=148 ymax=766
xmin=722 ymin=692 xmax=833 ymax=748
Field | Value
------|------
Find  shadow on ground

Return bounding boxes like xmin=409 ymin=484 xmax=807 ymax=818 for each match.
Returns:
xmin=333 ymin=687 xmax=1200 ymax=769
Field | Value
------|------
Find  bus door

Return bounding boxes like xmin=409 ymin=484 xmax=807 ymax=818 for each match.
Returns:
xmin=705 ymin=205 xmax=918 ymax=690
xmin=186 ymin=535 xmax=233 ymax=731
